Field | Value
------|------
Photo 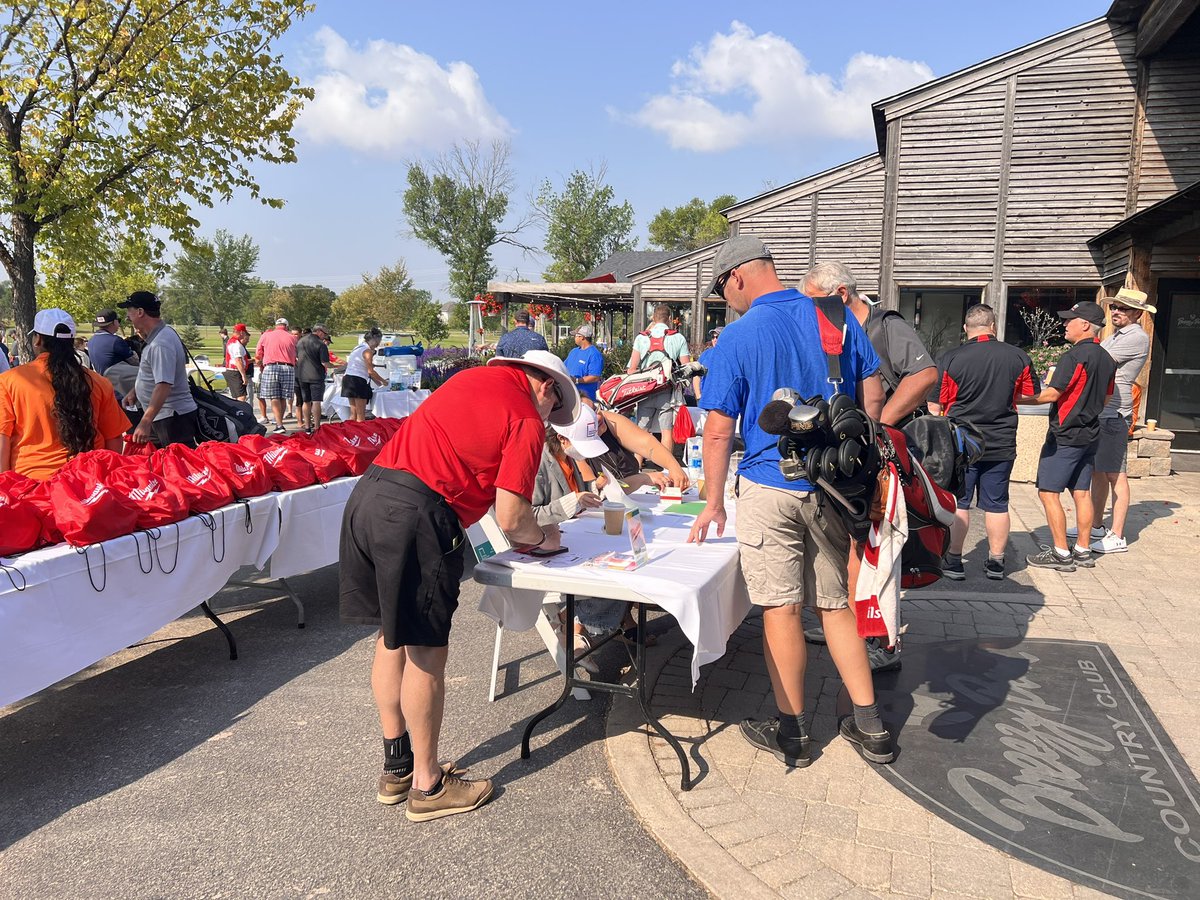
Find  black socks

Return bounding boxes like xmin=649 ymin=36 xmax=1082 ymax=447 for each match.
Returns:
xmin=854 ymin=702 xmax=885 ymax=736
xmin=777 ymin=711 xmax=809 ymax=742
xmin=383 ymin=733 xmax=413 ymax=776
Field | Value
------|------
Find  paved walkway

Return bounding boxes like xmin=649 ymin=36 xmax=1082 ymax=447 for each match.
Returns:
xmin=606 ymin=473 xmax=1200 ymax=899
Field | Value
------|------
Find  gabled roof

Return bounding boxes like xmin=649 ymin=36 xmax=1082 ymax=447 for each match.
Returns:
xmin=870 ymin=17 xmax=1120 ymax=152
xmin=721 ymin=154 xmax=883 ymax=222
xmin=1089 ymin=179 xmax=1200 ymax=249
xmin=627 ymin=242 xmax=723 ymax=282
xmin=585 ymin=250 xmax=679 ymax=281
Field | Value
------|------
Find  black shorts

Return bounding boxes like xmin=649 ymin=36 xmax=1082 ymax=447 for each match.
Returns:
xmin=1036 ymin=435 xmax=1099 ymax=494
xmin=297 ymin=381 xmax=325 ymax=403
xmin=150 ymin=409 xmax=202 ymax=449
xmin=339 ymin=466 xmax=466 ymax=648
xmin=340 ymin=374 xmax=372 ymax=400
xmin=1094 ymin=416 xmax=1130 ymax=474
xmin=957 ymin=458 xmax=1014 ymax=513
xmin=225 ymin=370 xmax=246 ymax=400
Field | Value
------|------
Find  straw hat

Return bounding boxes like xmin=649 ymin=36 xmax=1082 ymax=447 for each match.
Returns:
xmin=1111 ymin=288 xmax=1156 ymax=314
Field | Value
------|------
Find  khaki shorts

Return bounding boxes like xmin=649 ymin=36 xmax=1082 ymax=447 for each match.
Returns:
xmin=735 ymin=479 xmax=850 ymax=609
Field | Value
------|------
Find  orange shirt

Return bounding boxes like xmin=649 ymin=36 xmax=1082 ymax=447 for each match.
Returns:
xmin=0 ymin=354 xmax=132 ymax=480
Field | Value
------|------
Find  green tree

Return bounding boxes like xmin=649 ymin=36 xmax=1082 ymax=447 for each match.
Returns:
xmin=166 ymin=230 xmax=261 ymax=325
xmin=259 ymin=284 xmax=335 ymax=332
xmin=37 ymin=232 xmax=165 ymax=325
xmin=330 ymin=260 xmax=429 ymax=333
xmin=648 ymin=194 xmax=738 ymax=252
xmin=403 ymin=140 xmax=533 ymax=303
xmin=0 ymin=1 xmax=312 ymax=360
xmin=177 ymin=323 xmax=204 ymax=351
xmin=408 ymin=298 xmax=449 ymax=344
xmin=535 ymin=166 xmax=636 ymax=282
xmin=447 ymin=301 xmax=471 ymax=331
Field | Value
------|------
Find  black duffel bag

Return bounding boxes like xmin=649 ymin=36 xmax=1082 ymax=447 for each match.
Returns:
xmin=186 ymin=347 xmax=266 ymax=442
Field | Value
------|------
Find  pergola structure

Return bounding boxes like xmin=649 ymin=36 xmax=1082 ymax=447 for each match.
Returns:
xmin=485 ymin=280 xmax=638 ymax=348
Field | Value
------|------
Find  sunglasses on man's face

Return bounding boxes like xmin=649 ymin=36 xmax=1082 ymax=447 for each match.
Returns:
xmin=714 ymin=268 xmax=735 ymax=300
xmin=551 ymin=382 xmax=563 ymax=412
xmin=1110 ymin=305 xmax=1134 ymax=314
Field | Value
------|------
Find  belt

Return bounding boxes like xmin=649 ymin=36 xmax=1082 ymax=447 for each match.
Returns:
xmin=366 ymin=465 xmax=445 ymax=503
xmin=264 ymin=361 xmax=294 ymax=367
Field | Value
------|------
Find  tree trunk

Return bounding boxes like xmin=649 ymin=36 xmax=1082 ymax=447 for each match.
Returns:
xmin=4 ymin=213 xmax=39 ymax=364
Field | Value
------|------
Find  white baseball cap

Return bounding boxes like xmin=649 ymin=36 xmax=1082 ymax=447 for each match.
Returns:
xmin=31 ymin=308 xmax=77 ymax=339
xmin=552 ymin=404 xmax=608 ymax=457
xmin=275 ymin=317 xmax=289 ymax=326
xmin=487 ymin=349 xmax=580 ymax=427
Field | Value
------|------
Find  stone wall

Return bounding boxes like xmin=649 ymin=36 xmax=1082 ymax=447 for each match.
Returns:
xmin=1011 ymin=417 xmax=1174 ymax=482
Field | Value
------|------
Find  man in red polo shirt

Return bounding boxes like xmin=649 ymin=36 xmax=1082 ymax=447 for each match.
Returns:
xmin=339 ymin=349 xmax=579 ymax=822
xmin=1021 ymin=301 xmax=1116 ymax=572
xmin=254 ymin=317 xmax=297 ymax=433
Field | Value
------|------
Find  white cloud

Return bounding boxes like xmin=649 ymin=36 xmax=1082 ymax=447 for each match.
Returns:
xmin=631 ymin=22 xmax=932 ymax=151
xmin=297 ymin=27 xmax=511 ymax=156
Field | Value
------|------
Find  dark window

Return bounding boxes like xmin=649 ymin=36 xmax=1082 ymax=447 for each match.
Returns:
xmin=1005 ymin=286 xmax=1087 ymax=347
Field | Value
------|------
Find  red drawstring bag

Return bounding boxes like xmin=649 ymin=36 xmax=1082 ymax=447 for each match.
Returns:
xmin=47 ymin=450 xmax=141 ymax=546
xmin=198 ymin=440 xmax=276 ymax=499
xmin=8 ymin=477 xmax=64 ymax=547
xmin=151 ymin=444 xmax=235 ymax=513
xmin=372 ymin=417 xmax=404 ymax=440
xmin=105 ymin=456 xmax=191 ymax=529
xmin=0 ymin=474 xmax=45 ymax=555
xmin=283 ymin=433 xmax=352 ymax=483
xmin=672 ymin=406 xmax=696 ymax=445
xmin=315 ymin=421 xmax=388 ymax=475
xmin=121 ymin=434 xmax=155 ymax=458
xmin=238 ymin=434 xmax=317 ymax=491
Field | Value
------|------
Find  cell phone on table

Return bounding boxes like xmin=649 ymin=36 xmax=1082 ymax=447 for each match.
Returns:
xmin=528 ymin=546 xmax=569 ymax=557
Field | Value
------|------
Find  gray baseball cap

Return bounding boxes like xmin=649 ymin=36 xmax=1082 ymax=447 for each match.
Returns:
xmin=575 ymin=324 xmax=594 ymax=338
xmin=705 ymin=235 xmax=773 ymax=297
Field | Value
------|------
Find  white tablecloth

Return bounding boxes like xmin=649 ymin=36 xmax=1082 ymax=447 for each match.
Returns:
xmin=268 ymin=477 xmax=359 ymax=579
xmin=323 ymin=378 xmax=429 ymax=421
xmin=0 ymin=495 xmax=283 ymax=708
xmin=477 ymin=494 xmax=749 ymax=686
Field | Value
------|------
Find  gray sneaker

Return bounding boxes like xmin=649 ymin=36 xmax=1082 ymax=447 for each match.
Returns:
xmin=984 ymin=557 xmax=1005 ymax=580
xmin=866 ymin=640 xmax=902 ymax=673
xmin=942 ymin=556 xmax=966 ymax=581
xmin=1027 ymin=547 xmax=1076 ymax=572
xmin=1072 ymin=547 xmax=1096 ymax=568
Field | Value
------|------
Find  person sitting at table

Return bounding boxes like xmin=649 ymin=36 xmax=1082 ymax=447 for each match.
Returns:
xmin=341 ymin=328 xmax=386 ymax=422
xmin=0 ymin=309 xmax=131 ymax=480
xmin=569 ymin=405 xmax=688 ymax=492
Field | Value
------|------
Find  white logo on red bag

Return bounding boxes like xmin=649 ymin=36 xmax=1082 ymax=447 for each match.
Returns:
xmin=313 ymin=448 xmax=327 ymax=457
xmin=128 ymin=478 xmax=161 ymax=502
xmin=186 ymin=467 xmax=212 ymax=487
xmin=341 ymin=435 xmax=361 ymax=448
xmin=82 ymin=483 xmax=109 ymax=506
xmin=264 ymin=447 xmax=288 ymax=465
xmin=234 ymin=462 xmax=255 ymax=476
xmin=367 ymin=434 xmax=382 ymax=446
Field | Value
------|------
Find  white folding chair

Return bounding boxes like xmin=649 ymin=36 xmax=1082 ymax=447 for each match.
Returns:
xmin=471 ymin=513 xmax=589 ymax=702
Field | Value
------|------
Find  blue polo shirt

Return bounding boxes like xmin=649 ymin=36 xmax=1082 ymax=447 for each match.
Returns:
xmin=565 ymin=344 xmax=603 ymax=401
xmin=87 ymin=330 xmax=135 ymax=375
xmin=495 ymin=326 xmax=549 ymax=358
xmin=699 ymin=288 xmax=880 ymax=491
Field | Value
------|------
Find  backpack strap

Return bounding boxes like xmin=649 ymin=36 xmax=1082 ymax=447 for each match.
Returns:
xmin=864 ymin=308 xmax=903 ymax=395
xmin=813 ymin=296 xmax=846 ymax=393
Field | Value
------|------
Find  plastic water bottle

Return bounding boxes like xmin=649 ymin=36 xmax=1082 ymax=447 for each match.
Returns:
xmin=686 ymin=436 xmax=703 ymax=481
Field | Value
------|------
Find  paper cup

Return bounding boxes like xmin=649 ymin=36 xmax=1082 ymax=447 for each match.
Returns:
xmin=603 ymin=501 xmax=625 ymax=536
xmin=1146 ymin=419 xmax=1158 ymax=432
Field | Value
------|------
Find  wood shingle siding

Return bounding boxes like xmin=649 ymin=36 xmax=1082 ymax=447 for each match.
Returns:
xmin=809 ymin=167 xmax=886 ymax=294
xmin=735 ymin=195 xmax=813 ymax=285
xmin=1003 ymin=28 xmax=1139 ymax=282
xmin=1138 ymin=51 xmax=1200 ymax=209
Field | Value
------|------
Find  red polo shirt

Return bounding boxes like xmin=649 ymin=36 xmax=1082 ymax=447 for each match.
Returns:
xmin=374 ymin=366 xmax=545 ymax=526
xmin=255 ymin=327 xmax=297 ymax=366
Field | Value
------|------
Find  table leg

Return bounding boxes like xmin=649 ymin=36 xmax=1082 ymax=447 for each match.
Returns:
xmin=200 ymin=601 xmax=238 ymax=660
xmin=521 ymin=592 xmax=576 ymax=759
xmin=635 ymin=603 xmax=692 ymax=791
xmin=279 ymin=577 xmax=305 ymax=628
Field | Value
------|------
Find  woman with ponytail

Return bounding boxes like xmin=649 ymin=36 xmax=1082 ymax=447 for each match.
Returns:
xmin=0 ymin=309 xmax=131 ymax=480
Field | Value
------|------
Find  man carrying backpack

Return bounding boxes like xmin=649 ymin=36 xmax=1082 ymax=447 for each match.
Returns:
xmin=803 ymin=262 xmax=937 ymax=427
xmin=928 ymin=304 xmax=1039 ymax=580
xmin=626 ymin=303 xmax=690 ymax=457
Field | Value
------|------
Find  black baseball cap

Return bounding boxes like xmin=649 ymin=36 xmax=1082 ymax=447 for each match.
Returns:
xmin=118 ymin=291 xmax=161 ymax=315
xmin=1057 ymin=301 xmax=1105 ymax=327
xmin=94 ymin=309 xmax=119 ymax=325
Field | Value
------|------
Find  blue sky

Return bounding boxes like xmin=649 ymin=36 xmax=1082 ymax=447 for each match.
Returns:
xmin=197 ymin=0 xmax=1108 ymax=296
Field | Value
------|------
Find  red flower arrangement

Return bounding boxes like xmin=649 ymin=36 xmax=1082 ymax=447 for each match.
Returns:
xmin=528 ymin=303 xmax=553 ymax=319
xmin=474 ymin=292 xmax=503 ymax=317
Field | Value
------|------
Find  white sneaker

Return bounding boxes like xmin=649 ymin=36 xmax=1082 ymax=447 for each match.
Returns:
xmin=1091 ymin=531 xmax=1127 ymax=554
xmin=1067 ymin=525 xmax=1106 ymax=540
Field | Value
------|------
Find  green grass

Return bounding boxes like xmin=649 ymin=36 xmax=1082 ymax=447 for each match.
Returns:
xmin=182 ymin=324 xmax=476 ymax=362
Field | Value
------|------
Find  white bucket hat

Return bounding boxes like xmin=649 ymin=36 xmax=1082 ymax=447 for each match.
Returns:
xmin=487 ymin=349 xmax=581 ymax=426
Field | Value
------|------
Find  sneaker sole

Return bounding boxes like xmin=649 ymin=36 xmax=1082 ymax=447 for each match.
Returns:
xmin=985 ymin=570 xmax=1005 ymax=580
xmin=839 ymin=721 xmax=895 ymax=764
xmin=1093 ymin=546 xmax=1127 ymax=554
xmin=942 ymin=571 xmax=966 ymax=581
xmin=405 ymin=782 xmax=495 ymax=822
xmin=1027 ymin=558 xmax=1076 ymax=572
xmin=1073 ymin=558 xmax=1097 ymax=569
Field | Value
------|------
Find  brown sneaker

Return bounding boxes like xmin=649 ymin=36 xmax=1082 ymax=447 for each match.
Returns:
xmin=376 ymin=760 xmax=462 ymax=806
xmin=405 ymin=772 xmax=494 ymax=822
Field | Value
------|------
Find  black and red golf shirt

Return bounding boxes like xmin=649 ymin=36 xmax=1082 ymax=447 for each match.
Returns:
xmin=932 ymin=335 xmax=1039 ymax=461
xmin=1047 ymin=338 xmax=1117 ymax=446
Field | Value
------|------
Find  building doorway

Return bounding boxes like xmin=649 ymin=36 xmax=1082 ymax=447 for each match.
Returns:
xmin=898 ymin=288 xmax=981 ymax=357
xmin=1147 ymin=279 xmax=1200 ymax=450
